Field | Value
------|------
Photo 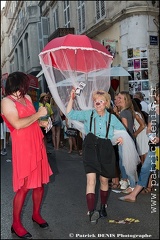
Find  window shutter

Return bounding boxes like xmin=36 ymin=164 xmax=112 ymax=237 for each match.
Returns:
xmin=41 ymin=17 xmax=49 ymax=48
xmin=82 ymin=4 xmax=85 ymax=30
xmin=78 ymin=8 xmax=81 ymax=32
xmin=37 ymin=22 xmax=43 ymax=52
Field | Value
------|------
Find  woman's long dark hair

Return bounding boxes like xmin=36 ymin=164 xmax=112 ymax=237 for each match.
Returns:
xmin=5 ymin=72 xmax=30 ymax=97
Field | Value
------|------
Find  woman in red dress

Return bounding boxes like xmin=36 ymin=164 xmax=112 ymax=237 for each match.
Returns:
xmin=1 ymin=72 xmax=53 ymax=239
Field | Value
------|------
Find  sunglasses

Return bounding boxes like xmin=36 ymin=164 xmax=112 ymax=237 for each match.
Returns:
xmin=94 ymin=100 xmax=106 ymax=104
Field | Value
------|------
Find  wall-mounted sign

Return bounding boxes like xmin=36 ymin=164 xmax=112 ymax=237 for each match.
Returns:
xmin=149 ymin=36 xmax=158 ymax=45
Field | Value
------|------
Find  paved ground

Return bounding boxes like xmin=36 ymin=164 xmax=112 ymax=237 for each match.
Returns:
xmin=1 ymin=141 xmax=159 ymax=239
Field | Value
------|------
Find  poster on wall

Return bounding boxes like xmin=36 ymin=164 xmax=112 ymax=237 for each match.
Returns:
xmin=129 ymin=80 xmax=149 ymax=101
xmin=141 ymin=70 xmax=148 ymax=79
xmin=127 ymin=47 xmax=150 ymax=102
xmin=128 ymin=59 xmax=134 ymax=70
xmin=102 ymin=39 xmax=117 ymax=58
xmin=134 ymin=59 xmax=140 ymax=69
xmin=133 ymin=48 xmax=140 ymax=58
xmin=141 ymin=80 xmax=149 ymax=91
xmin=129 ymin=81 xmax=141 ymax=94
xmin=141 ymin=58 xmax=148 ymax=68
xmin=134 ymin=70 xmax=141 ymax=80
xmin=127 ymin=48 xmax=133 ymax=58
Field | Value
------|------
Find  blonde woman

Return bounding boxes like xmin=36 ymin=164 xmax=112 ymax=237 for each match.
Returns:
xmin=116 ymin=91 xmax=138 ymax=193
xmin=119 ymin=88 xmax=159 ymax=202
xmin=67 ymin=89 xmax=125 ymax=225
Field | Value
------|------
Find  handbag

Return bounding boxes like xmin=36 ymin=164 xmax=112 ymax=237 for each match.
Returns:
xmin=65 ymin=127 xmax=78 ymax=137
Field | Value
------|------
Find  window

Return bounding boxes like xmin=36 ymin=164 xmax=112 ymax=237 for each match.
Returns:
xmin=53 ymin=6 xmax=59 ymax=31
xmin=37 ymin=17 xmax=49 ymax=52
xmin=64 ymin=1 xmax=70 ymax=28
xmin=15 ymin=49 xmax=19 ymax=70
xmin=95 ymin=0 xmax=105 ymax=21
xmin=24 ymin=33 xmax=30 ymax=58
xmin=10 ymin=59 xmax=14 ymax=73
xmin=77 ymin=1 xmax=85 ymax=33
xmin=19 ymin=41 xmax=24 ymax=72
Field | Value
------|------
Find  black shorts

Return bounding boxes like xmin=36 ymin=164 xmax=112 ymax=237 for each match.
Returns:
xmin=82 ymin=133 xmax=116 ymax=178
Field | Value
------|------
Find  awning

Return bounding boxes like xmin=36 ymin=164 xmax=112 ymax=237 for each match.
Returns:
xmin=110 ymin=66 xmax=131 ymax=77
xmin=27 ymin=74 xmax=39 ymax=88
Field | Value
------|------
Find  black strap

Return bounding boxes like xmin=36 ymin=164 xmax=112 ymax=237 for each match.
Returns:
xmin=106 ymin=112 xmax=111 ymax=139
xmin=89 ymin=110 xmax=94 ymax=132
xmin=89 ymin=110 xmax=111 ymax=139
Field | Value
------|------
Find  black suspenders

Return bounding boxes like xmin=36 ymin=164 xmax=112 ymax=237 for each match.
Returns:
xmin=89 ymin=110 xmax=111 ymax=139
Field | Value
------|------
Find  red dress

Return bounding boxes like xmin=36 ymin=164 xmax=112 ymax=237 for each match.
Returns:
xmin=2 ymin=96 xmax=53 ymax=192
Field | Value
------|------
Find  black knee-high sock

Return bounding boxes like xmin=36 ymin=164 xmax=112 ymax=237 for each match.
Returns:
xmin=100 ymin=190 xmax=108 ymax=205
xmin=86 ymin=193 xmax=95 ymax=212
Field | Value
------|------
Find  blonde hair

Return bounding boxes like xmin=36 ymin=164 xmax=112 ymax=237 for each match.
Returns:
xmin=119 ymin=91 xmax=135 ymax=118
xmin=92 ymin=90 xmax=111 ymax=108
xmin=50 ymin=97 xmax=57 ymax=106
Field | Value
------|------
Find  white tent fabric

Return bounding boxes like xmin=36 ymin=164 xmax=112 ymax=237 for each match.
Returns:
xmin=112 ymin=130 xmax=140 ymax=180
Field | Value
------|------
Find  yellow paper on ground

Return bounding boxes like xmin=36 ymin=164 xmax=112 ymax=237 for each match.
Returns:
xmin=155 ymin=147 xmax=159 ymax=170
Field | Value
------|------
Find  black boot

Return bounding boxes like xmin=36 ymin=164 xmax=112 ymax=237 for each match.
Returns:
xmin=89 ymin=210 xmax=99 ymax=224
xmin=99 ymin=204 xmax=107 ymax=218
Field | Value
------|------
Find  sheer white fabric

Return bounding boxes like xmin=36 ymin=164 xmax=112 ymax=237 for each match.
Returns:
xmin=111 ymin=130 xmax=141 ymax=180
xmin=134 ymin=112 xmax=149 ymax=155
xmin=39 ymin=45 xmax=113 ymax=134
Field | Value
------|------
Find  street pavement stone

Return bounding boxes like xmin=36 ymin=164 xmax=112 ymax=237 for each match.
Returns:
xmin=1 ymin=142 xmax=159 ymax=239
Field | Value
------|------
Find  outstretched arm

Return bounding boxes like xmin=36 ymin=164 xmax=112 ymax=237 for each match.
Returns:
xmin=66 ymin=88 xmax=75 ymax=114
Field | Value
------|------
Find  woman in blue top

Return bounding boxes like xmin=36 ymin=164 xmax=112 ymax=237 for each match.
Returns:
xmin=119 ymin=87 xmax=159 ymax=202
xmin=67 ymin=89 xmax=126 ymax=224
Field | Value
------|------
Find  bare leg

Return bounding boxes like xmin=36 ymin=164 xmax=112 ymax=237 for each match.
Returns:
xmin=86 ymin=173 xmax=96 ymax=194
xmin=55 ymin=126 xmax=61 ymax=150
xmin=72 ymin=137 xmax=77 ymax=151
xmin=51 ymin=126 xmax=56 ymax=148
xmin=68 ymin=137 xmax=73 ymax=153
xmin=119 ymin=185 xmax=143 ymax=202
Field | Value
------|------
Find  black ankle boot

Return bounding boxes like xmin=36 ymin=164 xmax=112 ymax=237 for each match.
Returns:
xmin=89 ymin=210 xmax=99 ymax=225
xmin=99 ymin=204 xmax=107 ymax=218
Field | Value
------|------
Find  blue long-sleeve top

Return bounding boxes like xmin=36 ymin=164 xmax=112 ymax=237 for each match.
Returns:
xmin=67 ymin=109 xmax=126 ymax=140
